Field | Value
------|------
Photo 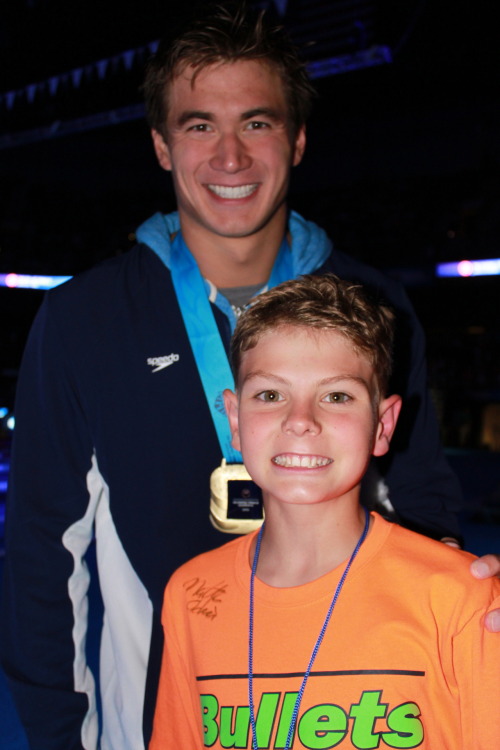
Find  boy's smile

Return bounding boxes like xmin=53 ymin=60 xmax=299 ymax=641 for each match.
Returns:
xmin=225 ymin=325 xmax=400 ymax=512
xmin=272 ymin=453 xmax=332 ymax=468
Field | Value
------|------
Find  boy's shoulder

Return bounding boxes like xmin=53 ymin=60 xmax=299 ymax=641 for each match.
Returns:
xmin=378 ymin=514 xmax=500 ymax=602
xmin=385 ymin=515 xmax=471 ymax=562
xmin=167 ymin=532 xmax=253 ymax=590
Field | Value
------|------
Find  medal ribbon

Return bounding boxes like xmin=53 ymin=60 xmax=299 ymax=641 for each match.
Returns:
xmin=170 ymin=231 xmax=293 ymax=463
xmin=248 ymin=508 xmax=370 ymax=749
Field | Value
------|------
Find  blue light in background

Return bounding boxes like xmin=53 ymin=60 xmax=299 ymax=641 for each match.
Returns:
xmin=0 ymin=273 xmax=72 ymax=290
xmin=436 ymin=258 xmax=500 ymax=278
xmin=307 ymin=45 xmax=392 ymax=79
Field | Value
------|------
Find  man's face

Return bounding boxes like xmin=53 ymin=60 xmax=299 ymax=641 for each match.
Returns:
xmin=152 ymin=59 xmax=306 ymax=243
xmin=224 ymin=326 xmax=401 ymax=512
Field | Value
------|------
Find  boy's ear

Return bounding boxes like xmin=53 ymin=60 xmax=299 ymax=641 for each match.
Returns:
xmin=151 ymin=129 xmax=172 ymax=172
xmin=372 ymin=394 xmax=402 ymax=457
xmin=223 ymin=389 xmax=241 ymax=452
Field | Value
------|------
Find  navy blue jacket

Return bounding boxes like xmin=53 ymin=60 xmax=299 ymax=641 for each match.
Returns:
xmin=0 ymin=212 xmax=461 ymax=749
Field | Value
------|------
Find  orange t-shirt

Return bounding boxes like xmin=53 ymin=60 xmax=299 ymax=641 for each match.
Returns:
xmin=150 ymin=512 xmax=500 ymax=749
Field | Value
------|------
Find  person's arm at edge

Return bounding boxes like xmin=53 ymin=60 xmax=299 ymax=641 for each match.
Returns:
xmin=0 ymin=294 xmax=99 ymax=749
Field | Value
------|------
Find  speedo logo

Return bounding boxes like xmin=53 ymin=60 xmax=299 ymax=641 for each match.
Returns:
xmin=147 ymin=353 xmax=180 ymax=373
xmin=201 ymin=690 xmax=424 ymax=748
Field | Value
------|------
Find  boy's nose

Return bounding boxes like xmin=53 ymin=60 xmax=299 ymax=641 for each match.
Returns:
xmin=209 ymin=132 xmax=252 ymax=172
xmin=282 ymin=403 xmax=320 ymax=436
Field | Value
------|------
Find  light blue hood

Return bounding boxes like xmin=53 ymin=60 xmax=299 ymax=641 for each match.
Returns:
xmin=135 ymin=210 xmax=332 ymax=276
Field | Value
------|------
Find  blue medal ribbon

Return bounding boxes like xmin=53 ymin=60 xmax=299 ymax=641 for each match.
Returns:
xmin=169 ymin=231 xmax=293 ymax=463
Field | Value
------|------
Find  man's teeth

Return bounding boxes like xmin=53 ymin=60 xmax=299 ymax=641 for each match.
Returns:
xmin=208 ymin=184 xmax=257 ymax=199
xmin=272 ymin=455 xmax=332 ymax=468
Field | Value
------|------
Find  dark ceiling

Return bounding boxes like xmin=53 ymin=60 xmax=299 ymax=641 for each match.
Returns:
xmin=0 ymin=0 xmax=498 ymax=441
xmin=1 ymin=0 xmax=498 ymax=271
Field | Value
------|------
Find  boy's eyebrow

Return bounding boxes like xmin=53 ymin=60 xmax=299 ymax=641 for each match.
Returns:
xmin=242 ymin=370 xmax=290 ymax=386
xmin=317 ymin=374 xmax=370 ymax=389
xmin=242 ymin=372 xmax=370 ymax=389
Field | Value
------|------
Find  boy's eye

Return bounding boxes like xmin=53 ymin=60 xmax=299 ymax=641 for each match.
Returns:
xmin=256 ymin=390 xmax=282 ymax=402
xmin=324 ymin=392 xmax=350 ymax=403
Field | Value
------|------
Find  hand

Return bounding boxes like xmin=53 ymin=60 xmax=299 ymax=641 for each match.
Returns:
xmin=470 ymin=554 xmax=500 ymax=632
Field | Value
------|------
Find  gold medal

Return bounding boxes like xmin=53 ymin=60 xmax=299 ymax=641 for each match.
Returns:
xmin=209 ymin=459 xmax=264 ymax=534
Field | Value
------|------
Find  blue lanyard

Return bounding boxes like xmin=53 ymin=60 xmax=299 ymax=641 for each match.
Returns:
xmin=248 ymin=509 xmax=370 ymax=749
xmin=169 ymin=232 xmax=293 ymax=463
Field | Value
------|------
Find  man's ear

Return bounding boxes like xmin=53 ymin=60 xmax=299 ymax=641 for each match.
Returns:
xmin=223 ymin=389 xmax=241 ymax=452
xmin=151 ymin=129 xmax=172 ymax=172
xmin=372 ymin=394 xmax=402 ymax=457
xmin=292 ymin=125 xmax=306 ymax=167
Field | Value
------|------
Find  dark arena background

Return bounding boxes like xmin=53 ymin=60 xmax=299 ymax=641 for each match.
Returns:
xmin=0 ymin=1 xmax=499 ymax=746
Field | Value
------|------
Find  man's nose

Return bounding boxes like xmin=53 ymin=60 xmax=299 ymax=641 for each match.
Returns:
xmin=209 ymin=132 xmax=252 ymax=172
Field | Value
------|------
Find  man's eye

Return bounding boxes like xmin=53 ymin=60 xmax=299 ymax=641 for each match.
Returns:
xmin=188 ymin=123 xmax=211 ymax=132
xmin=324 ymin=392 xmax=350 ymax=403
xmin=247 ymin=121 xmax=270 ymax=130
xmin=256 ymin=390 xmax=281 ymax=402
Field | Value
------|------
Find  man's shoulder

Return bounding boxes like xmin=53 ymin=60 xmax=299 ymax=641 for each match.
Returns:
xmin=28 ymin=242 xmax=174 ymax=362
xmin=320 ymin=247 xmax=410 ymax=310
xmin=38 ymin=242 xmax=171 ymax=337
xmin=48 ymin=243 xmax=163 ymax=308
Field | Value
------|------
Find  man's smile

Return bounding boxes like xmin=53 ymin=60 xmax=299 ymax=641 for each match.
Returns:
xmin=206 ymin=183 xmax=259 ymax=199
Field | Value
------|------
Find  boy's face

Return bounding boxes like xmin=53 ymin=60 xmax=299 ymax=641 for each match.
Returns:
xmin=151 ymin=59 xmax=306 ymax=243
xmin=224 ymin=326 xmax=401 ymax=510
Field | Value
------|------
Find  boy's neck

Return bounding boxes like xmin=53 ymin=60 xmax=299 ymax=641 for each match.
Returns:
xmin=252 ymin=500 xmax=370 ymax=588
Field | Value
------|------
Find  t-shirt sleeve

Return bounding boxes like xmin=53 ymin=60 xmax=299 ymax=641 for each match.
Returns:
xmin=452 ymin=589 xmax=500 ymax=748
xmin=149 ymin=577 xmax=205 ymax=750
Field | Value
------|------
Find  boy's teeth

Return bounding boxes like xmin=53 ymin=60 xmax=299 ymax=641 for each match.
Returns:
xmin=272 ymin=455 xmax=332 ymax=468
xmin=208 ymin=184 xmax=257 ymax=199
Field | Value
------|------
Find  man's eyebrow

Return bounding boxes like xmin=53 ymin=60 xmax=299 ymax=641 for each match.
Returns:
xmin=175 ymin=110 xmax=213 ymax=127
xmin=175 ymin=107 xmax=285 ymax=127
xmin=241 ymin=107 xmax=284 ymax=122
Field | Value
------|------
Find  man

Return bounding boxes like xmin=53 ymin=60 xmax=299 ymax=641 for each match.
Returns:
xmin=2 ymin=4 xmax=499 ymax=750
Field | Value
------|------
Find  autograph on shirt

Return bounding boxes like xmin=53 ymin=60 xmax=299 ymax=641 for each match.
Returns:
xmin=183 ymin=578 xmax=228 ymax=620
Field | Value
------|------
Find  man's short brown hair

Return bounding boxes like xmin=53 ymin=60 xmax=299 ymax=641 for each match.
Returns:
xmin=143 ymin=1 xmax=315 ymax=139
xmin=230 ymin=273 xmax=395 ymax=399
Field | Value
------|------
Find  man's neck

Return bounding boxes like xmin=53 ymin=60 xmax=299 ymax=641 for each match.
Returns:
xmin=252 ymin=498 xmax=369 ymax=588
xmin=179 ymin=211 xmax=288 ymax=288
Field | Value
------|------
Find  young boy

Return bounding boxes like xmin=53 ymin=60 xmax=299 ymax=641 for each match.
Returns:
xmin=150 ymin=274 xmax=500 ymax=750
